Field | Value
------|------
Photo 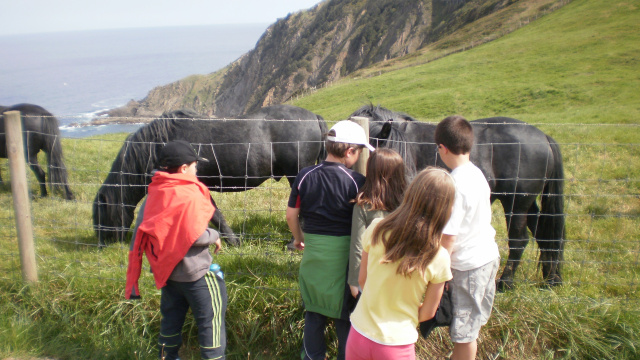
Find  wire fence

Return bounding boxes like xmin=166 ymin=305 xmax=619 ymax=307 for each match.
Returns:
xmin=0 ymin=117 xmax=639 ymax=308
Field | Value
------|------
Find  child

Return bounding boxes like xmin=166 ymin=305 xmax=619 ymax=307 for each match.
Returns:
xmin=435 ymin=115 xmax=500 ymax=360
xmin=349 ymin=148 xmax=407 ymax=298
xmin=286 ymin=120 xmax=374 ymax=360
xmin=125 ymin=140 xmax=227 ymax=360
xmin=347 ymin=167 xmax=456 ymax=360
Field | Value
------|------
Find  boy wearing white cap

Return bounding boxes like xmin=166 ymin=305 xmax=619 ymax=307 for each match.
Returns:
xmin=286 ymin=120 xmax=373 ymax=360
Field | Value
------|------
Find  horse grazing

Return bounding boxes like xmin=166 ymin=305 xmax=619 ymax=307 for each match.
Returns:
xmin=93 ymin=104 xmax=328 ymax=247
xmin=0 ymin=103 xmax=74 ymax=200
xmin=351 ymin=105 xmax=565 ymax=290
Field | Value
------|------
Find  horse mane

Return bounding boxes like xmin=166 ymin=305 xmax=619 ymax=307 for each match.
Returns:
xmin=351 ymin=104 xmax=417 ymax=177
xmin=351 ymin=103 xmax=418 ymax=124
xmin=383 ymin=125 xmax=417 ymax=178
xmin=95 ymin=110 xmax=202 ymax=240
xmin=116 ymin=109 xmax=200 ymax=179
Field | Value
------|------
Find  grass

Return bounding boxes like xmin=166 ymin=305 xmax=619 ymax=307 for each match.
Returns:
xmin=1 ymin=0 xmax=640 ymax=358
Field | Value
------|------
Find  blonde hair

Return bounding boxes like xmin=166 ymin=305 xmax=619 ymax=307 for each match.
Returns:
xmin=371 ymin=167 xmax=456 ymax=277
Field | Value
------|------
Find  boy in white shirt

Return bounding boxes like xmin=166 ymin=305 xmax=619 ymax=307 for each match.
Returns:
xmin=436 ymin=115 xmax=500 ymax=360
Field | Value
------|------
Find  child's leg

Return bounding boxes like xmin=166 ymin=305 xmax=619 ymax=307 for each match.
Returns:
xmin=186 ymin=273 xmax=227 ymax=360
xmin=451 ymin=340 xmax=477 ymax=360
xmin=303 ymin=311 xmax=327 ymax=360
xmin=450 ymin=258 xmax=500 ymax=360
xmin=345 ymin=327 xmax=415 ymax=360
xmin=334 ymin=317 xmax=351 ymax=360
xmin=159 ymin=281 xmax=189 ymax=360
xmin=345 ymin=327 xmax=369 ymax=360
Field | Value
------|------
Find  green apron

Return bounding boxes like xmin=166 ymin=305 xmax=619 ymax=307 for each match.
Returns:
xmin=299 ymin=233 xmax=350 ymax=319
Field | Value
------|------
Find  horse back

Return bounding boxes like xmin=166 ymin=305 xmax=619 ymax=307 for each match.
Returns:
xmin=471 ymin=117 xmax=557 ymax=193
xmin=0 ymin=103 xmax=62 ymax=157
xmin=147 ymin=109 xmax=325 ymax=190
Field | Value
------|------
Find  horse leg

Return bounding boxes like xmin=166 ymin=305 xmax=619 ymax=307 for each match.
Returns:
xmin=208 ymin=195 xmax=240 ymax=246
xmin=527 ymin=201 xmax=563 ymax=287
xmin=63 ymin=184 xmax=75 ymax=201
xmin=28 ymin=154 xmax=48 ymax=197
xmin=497 ymin=199 xmax=531 ymax=292
xmin=211 ymin=208 xmax=241 ymax=246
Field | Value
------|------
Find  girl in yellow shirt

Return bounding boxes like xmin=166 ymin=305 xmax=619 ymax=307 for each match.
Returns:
xmin=347 ymin=167 xmax=456 ymax=360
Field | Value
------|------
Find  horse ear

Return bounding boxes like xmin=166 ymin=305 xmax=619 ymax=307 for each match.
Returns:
xmin=379 ymin=120 xmax=393 ymax=139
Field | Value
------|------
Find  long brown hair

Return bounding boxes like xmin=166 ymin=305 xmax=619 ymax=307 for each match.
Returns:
xmin=371 ymin=167 xmax=456 ymax=277
xmin=354 ymin=148 xmax=406 ymax=211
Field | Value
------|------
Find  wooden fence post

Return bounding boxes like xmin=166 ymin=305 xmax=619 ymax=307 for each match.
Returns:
xmin=350 ymin=116 xmax=370 ymax=176
xmin=4 ymin=110 xmax=38 ymax=283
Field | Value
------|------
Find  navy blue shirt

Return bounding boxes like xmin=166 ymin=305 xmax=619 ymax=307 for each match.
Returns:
xmin=288 ymin=161 xmax=366 ymax=236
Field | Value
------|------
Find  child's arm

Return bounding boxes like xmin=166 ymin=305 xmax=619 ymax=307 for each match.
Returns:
xmin=192 ymin=228 xmax=222 ymax=254
xmin=349 ymin=205 xmax=367 ymax=297
xmin=418 ymin=281 xmax=446 ymax=322
xmin=358 ymin=251 xmax=369 ymax=289
xmin=286 ymin=206 xmax=305 ymax=250
xmin=441 ymin=234 xmax=456 ymax=254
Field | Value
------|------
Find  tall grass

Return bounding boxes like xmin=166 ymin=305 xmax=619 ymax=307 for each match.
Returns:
xmin=1 ymin=0 xmax=639 ymax=358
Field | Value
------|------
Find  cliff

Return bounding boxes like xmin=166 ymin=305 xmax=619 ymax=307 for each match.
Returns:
xmin=105 ymin=0 xmax=551 ymax=119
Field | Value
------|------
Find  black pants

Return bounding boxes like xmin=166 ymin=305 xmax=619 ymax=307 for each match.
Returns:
xmin=302 ymin=311 xmax=351 ymax=360
xmin=302 ymin=281 xmax=356 ymax=360
xmin=158 ymin=272 xmax=227 ymax=360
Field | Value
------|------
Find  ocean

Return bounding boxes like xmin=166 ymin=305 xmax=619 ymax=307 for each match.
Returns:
xmin=0 ymin=24 xmax=268 ymax=137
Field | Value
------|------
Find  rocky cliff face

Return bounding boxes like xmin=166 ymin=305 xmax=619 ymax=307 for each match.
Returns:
xmin=108 ymin=0 xmax=517 ymax=119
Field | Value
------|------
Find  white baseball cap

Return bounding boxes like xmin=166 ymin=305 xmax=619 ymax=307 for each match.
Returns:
xmin=327 ymin=120 xmax=375 ymax=151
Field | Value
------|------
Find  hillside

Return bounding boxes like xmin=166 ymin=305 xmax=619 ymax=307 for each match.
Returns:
xmin=104 ymin=0 xmax=570 ymax=120
xmin=291 ymin=0 xmax=639 ymax=135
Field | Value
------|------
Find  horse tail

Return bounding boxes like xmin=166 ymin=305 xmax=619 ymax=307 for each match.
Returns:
xmin=536 ymin=135 xmax=565 ymax=285
xmin=316 ymin=114 xmax=328 ymax=164
xmin=41 ymin=114 xmax=74 ymax=200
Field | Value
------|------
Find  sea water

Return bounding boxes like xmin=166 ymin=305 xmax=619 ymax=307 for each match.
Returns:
xmin=0 ymin=24 xmax=267 ymax=138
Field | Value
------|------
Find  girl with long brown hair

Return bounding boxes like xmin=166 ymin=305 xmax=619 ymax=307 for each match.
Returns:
xmin=349 ymin=148 xmax=407 ymax=298
xmin=346 ymin=167 xmax=456 ymax=360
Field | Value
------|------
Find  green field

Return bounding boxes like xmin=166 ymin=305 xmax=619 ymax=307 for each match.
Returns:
xmin=1 ymin=0 xmax=639 ymax=359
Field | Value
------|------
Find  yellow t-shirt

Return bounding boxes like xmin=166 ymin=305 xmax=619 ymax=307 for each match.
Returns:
xmin=350 ymin=218 xmax=453 ymax=345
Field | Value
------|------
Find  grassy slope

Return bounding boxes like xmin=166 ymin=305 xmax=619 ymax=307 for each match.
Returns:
xmin=1 ymin=0 xmax=639 ymax=359
xmin=293 ymin=0 xmax=639 ymax=132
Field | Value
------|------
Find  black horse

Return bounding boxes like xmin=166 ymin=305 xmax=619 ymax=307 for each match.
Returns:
xmin=0 ymin=103 xmax=74 ymax=200
xmin=351 ymin=105 xmax=565 ymax=290
xmin=93 ymin=104 xmax=328 ymax=247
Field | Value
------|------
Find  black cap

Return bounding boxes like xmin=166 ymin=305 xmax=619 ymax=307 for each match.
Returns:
xmin=158 ymin=140 xmax=208 ymax=168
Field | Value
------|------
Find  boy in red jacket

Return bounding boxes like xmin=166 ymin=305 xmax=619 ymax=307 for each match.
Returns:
xmin=125 ymin=140 xmax=226 ymax=360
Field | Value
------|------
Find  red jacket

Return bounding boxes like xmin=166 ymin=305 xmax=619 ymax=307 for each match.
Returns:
xmin=125 ymin=171 xmax=215 ymax=299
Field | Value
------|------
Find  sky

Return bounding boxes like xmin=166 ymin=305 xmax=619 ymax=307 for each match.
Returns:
xmin=0 ymin=0 xmax=324 ymax=36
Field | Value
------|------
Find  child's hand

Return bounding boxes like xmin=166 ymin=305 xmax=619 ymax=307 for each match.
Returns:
xmin=293 ymin=238 xmax=305 ymax=250
xmin=349 ymin=285 xmax=360 ymax=298
xmin=213 ymin=238 xmax=222 ymax=254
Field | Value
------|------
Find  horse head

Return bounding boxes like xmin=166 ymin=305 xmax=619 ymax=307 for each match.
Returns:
xmin=93 ymin=123 xmax=167 ymax=245
xmin=350 ymin=104 xmax=418 ymax=177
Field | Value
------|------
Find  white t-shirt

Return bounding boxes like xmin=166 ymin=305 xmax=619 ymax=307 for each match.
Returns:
xmin=443 ymin=162 xmax=499 ymax=271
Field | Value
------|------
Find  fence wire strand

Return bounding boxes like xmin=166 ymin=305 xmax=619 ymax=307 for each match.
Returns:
xmin=1 ymin=119 xmax=639 ymax=307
